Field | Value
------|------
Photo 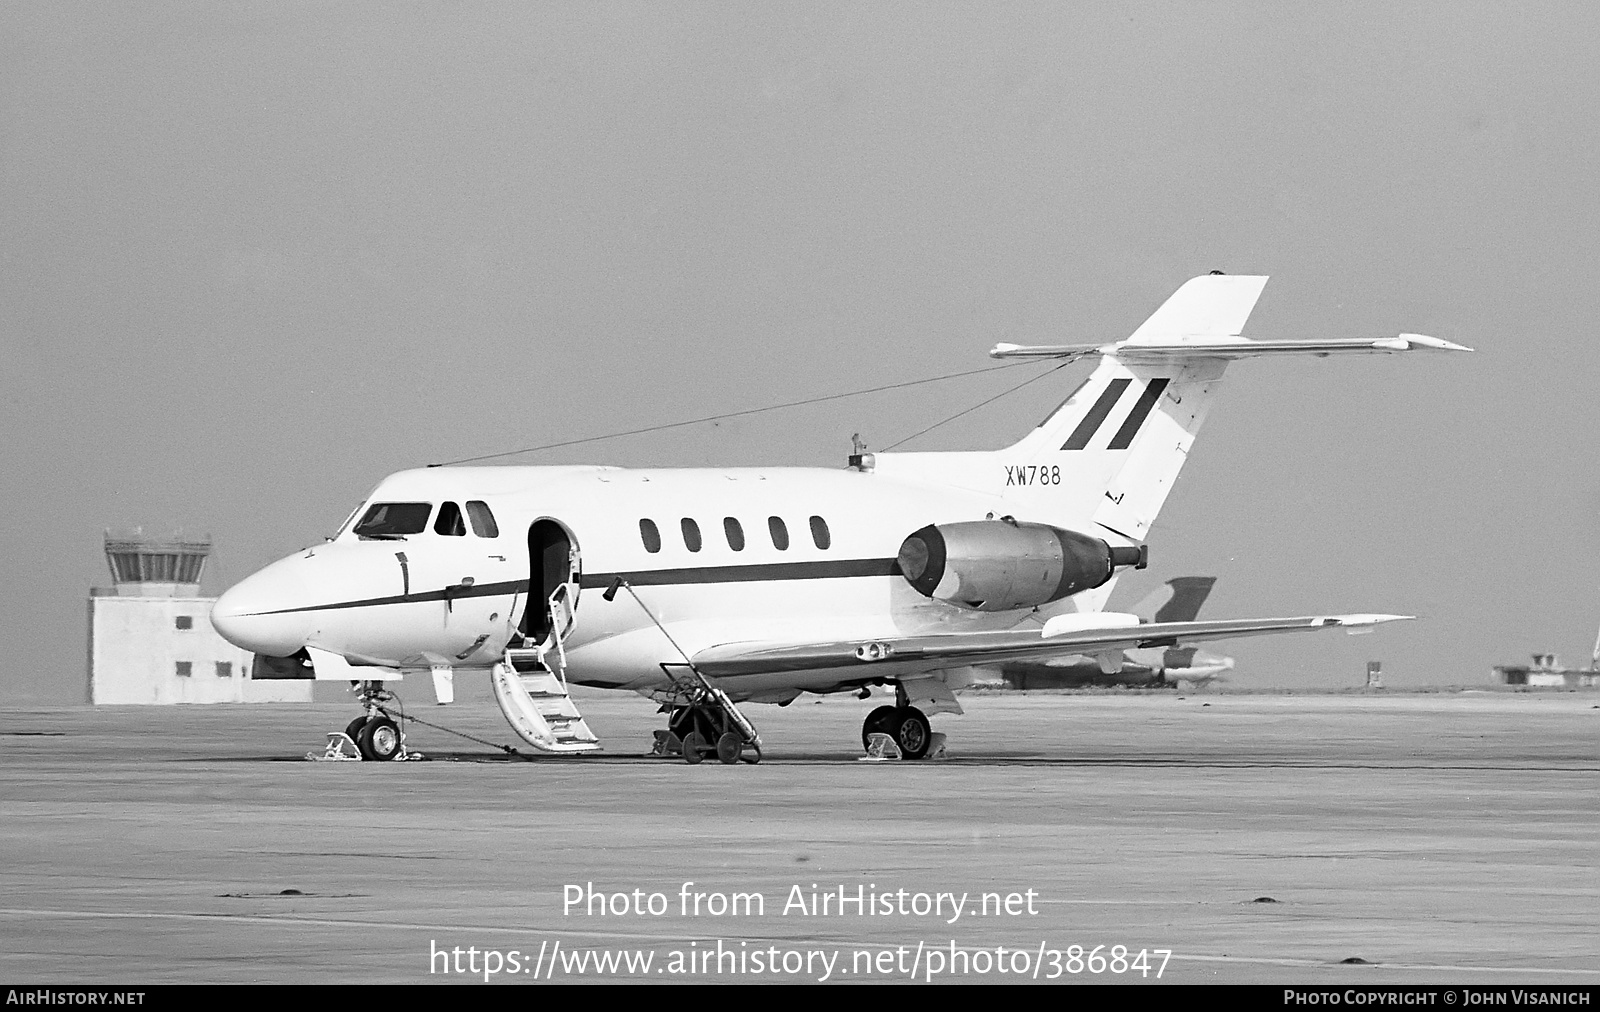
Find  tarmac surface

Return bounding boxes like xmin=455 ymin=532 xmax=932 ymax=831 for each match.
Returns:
xmin=1 ymin=689 xmax=1595 ymax=985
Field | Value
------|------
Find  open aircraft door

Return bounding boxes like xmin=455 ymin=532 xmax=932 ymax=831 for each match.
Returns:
xmin=522 ymin=519 xmax=581 ymax=658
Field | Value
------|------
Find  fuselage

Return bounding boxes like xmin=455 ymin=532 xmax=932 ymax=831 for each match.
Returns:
xmin=212 ymin=462 xmax=1070 ymax=701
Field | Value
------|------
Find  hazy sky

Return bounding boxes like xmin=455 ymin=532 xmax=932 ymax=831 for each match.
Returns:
xmin=5 ymin=3 xmax=1598 ymax=702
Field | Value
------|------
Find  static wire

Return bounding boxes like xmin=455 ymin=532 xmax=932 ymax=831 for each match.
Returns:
xmin=432 ymin=359 xmax=1060 ymax=466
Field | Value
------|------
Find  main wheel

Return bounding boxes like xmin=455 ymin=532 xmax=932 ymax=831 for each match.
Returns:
xmin=893 ymin=707 xmax=931 ymax=760
xmin=682 ymin=730 xmax=706 ymax=765
xmin=860 ymin=705 xmax=899 ymax=750
xmin=343 ymin=716 xmax=368 ymax=743
xmin=715 ymin=731 xmax=743 ymax=765
xmin=357 ymin=716 xmax=403 ymax=761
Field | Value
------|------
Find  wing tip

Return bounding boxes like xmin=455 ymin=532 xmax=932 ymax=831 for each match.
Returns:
xmin=1399 ymin=333 xmax=1474 ymax=353
xmin=1325 ymin=613 xmax=1415 ymax=627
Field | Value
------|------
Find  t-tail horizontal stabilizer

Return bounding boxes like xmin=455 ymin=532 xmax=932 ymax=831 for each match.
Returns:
xmin=991 ymin=333 xmax=1473 ymax=361
xmin=993 ymin=274 xmax=1471 ymax=360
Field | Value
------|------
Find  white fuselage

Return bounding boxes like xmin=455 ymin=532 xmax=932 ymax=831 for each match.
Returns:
xmin=212 ymin=462 xmax=1067 ymax=702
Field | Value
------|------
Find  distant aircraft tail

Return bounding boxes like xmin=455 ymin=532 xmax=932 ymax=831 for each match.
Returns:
xmin=1131 ymin=576 xmax=1218 ymax=624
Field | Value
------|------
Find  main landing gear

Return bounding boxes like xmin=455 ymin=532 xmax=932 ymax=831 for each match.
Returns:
xmin=859 ymin=685 xmax=934 ymax=760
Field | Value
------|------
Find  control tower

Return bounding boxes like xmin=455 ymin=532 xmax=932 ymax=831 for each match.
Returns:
xmin=102 ymin=531 xmax=212 ymax=597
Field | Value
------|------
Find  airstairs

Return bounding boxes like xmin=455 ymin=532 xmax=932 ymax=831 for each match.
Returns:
xmin=489 ymin=589 xmax=602 ymax=754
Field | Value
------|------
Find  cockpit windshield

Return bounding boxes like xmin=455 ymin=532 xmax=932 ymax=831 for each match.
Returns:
xmin=352 ymin=502 xmax=433 ymax=539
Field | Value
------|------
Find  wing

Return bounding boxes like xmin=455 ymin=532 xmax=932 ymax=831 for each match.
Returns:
xmin=691 ymin=613 xmax=1410 ymax=678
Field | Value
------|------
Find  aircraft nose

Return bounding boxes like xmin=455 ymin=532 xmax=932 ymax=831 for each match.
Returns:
xmin=211 ymin=557 xmax=314 ymax=656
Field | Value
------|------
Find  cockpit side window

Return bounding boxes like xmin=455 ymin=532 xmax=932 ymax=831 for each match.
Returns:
xmin=465 ymin=501 xmax=499 ymax=538
xmin=352 ymin=503 xmax=432 ymax=538
xmin=434 ymin=502 xmax=467 ymax=536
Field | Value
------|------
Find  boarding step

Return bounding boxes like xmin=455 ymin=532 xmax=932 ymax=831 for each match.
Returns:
xmin=505 ymin=647 xmax=551 ymax=674
xmin=489 ymin=659 xmax=601 ymax=755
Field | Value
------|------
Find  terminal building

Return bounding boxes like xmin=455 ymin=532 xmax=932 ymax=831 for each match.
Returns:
xmin=87 ymin=532 xmax=311 ymax=704
xmin=1491 ymin=653 xmax=1599 ymax=689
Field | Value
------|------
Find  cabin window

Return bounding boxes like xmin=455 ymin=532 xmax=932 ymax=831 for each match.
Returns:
xmin=353 ymin=502 xmax=432 ymax=538
xmin=174 ymin=616 xmax=193 ymax=630
xmin=175 ymin=661 xmax=192 ymax=678
xmin=434 ymin=501 xmax=467 ymax=536
xmin=810 ymin=515 xmax=831 ymax=550
xmin=215 ymin=662 xmax=233 ymax=678
xmin=681 ymin=518 xmax=703 ymax=553
xmin=723 ymin=517 xmax=745 ymax=551
xmin=465 ymin=501 xmax=499 ymax=538
xmin=768 ymin=516 xmax=789 ymax=551
xmin=640 ymin=519 xmax=662 ymax=553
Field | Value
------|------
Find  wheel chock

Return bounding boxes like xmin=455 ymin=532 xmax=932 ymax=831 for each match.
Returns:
xmin=648 ymin=729 xmax=683 ymax=757
xmin=858 ymin=732 xmax=902 ymax=762
xmin=305 ymin=731 xmax=426 ymax=762
xmin=858 ymin=732 xmax=948 ymax=762
xmin=305 ymin=732 xmax=362 ymax=762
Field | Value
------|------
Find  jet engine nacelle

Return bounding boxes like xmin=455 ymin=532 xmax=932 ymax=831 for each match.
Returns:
xmin=897 ymin=520 xmax=1147 ymax=612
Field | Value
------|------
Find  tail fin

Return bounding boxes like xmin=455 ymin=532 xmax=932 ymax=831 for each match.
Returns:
xmin=1130 ymin=576 xmax=1218 ymax=624
xmin=998 ymin=275 xmax=1269 ymax=542
xmin=868 ymin=273 xmax=1466 ymax=578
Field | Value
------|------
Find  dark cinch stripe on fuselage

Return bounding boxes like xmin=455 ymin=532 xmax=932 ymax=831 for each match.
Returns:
xmin=580 ymin=558 xmax=901 ymax=589
xmin=244 ymin=558 xmax=902 ymax=616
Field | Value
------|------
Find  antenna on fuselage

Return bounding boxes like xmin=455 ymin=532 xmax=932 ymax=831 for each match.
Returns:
xmin=848 ymin=432 xmax=874 ymax=472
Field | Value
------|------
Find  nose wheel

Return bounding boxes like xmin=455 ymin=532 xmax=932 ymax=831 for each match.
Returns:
xmin=356 ymin=715 xmax=403 ymax=761
xmin=337 ymin=713 xmax=403 ymax=761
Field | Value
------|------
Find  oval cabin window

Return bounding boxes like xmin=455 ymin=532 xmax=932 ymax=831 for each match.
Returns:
xmin=809 ymin=515 xmax=831 ymax=550
xmin=639 ymin=519 xmax=662 ymax=554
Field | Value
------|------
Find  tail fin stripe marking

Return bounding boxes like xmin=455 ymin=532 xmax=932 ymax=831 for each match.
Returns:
xmin=1106 ymin=378 xmax=1170 ymax=450
xmin=1060 ymin=378 xmax=1131 ymax=450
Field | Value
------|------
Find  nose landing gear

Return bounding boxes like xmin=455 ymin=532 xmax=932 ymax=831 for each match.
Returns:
xmin=308 ymin=681 xmax=421 ymax=762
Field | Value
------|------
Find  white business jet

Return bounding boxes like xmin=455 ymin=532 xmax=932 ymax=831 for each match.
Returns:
xmin=211 ymin=274 xmax=1468 ymax=763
